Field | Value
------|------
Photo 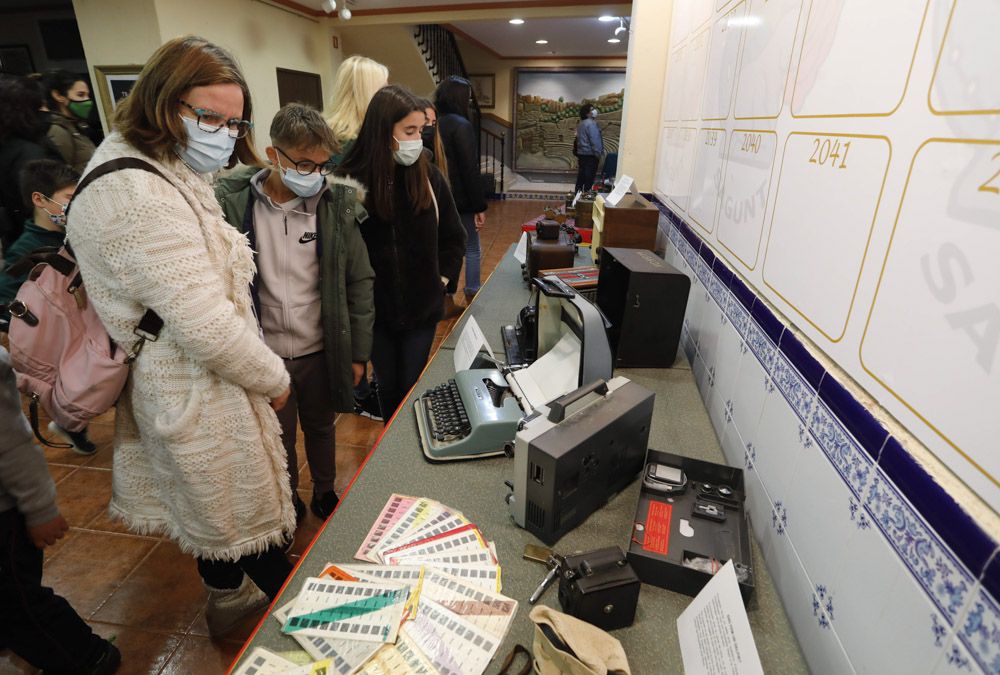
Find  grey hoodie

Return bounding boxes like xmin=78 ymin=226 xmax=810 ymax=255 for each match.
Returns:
xmin=0 ymin=346 xmax=59 ymax=526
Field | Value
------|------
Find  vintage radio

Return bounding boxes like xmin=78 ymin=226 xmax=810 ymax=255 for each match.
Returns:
xmin=526 ymin=230 xmax=575 ymax=281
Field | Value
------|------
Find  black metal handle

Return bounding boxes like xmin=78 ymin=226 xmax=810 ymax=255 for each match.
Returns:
xmin=547 ymin=379 xmax=609 ymax=423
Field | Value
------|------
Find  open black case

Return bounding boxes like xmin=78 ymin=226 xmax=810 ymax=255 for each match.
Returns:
xmin=626 ymin=449 xmax=755 ymax=604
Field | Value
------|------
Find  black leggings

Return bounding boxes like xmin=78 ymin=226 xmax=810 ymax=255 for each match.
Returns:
xmin=371 ymin=323 xmax=438 ymax=419
xmin=575 ymin=155 xmax=600 ymax=193
xmin=196 ymin=544 xmax=293 ymax=600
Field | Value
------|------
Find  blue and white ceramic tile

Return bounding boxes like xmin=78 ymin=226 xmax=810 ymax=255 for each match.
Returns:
xmin=742 ymin=458 xmax=777 ymax=545
xmin=720 ymin=419 xmax=748 ymax=471
xmin=682 ymin=278 xmax=709 ymax=351
xmin=864 ymin=468 xmax=976 ymax=629
xmin=809 ymin=399 xmax=876 ymax=500
xmin=727 ymin=338 xmax=769 ymax=444
xmin=749 ymin=372 xmax=816 ymax=505
xmin=763 ymin=516 xmax=857 ymax=675
xmin=782 ymin=426 xmax=865 ymax=596
xmin=934 ymin=632 xmax=978 ymax=674
xmin=948 ymin=582 xmax=1000 ymax=674
xmin=707 ymin=318 xmax=745 ymax=434
xmin=697 ymin=293 xmax=725 ymax=384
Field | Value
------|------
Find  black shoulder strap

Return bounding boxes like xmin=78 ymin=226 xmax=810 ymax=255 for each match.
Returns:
xmin=67 ymin=157 xmax=169 ymax=216
xmin=66 ymin=157 xmax=168 ymax=345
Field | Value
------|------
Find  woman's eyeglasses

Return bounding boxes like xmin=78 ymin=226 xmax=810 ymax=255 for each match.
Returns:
xmin=275 ymin=146 xmax=336 ymax=176
xmin=179 ymin=100 xmax=253 ymax=139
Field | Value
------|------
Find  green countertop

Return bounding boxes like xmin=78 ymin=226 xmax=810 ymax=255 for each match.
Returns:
xmin=234 ymin=245 xmax=808 ymax=675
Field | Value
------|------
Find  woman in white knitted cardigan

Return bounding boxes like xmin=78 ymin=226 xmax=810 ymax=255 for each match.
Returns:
xmin=67 ymin=37 xmax=294 ymax=635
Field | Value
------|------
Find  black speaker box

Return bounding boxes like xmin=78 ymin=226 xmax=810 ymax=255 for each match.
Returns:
xmin=596 ymin=247 xmax=690 ymax=368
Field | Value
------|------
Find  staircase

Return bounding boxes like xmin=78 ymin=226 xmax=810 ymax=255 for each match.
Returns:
xmin=414 ymin=24 xmax=505 ymax=197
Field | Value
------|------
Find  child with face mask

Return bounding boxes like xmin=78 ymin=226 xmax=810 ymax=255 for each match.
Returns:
xmin=0 ymin=159 xmax=99 ymax=454
xmin=215 ymin=103 xmax=375 ymax=523
xmin=1 ymin=159 xmax=77 ymax=329
xmin=335 ymin=85 xmax=466 ymax=418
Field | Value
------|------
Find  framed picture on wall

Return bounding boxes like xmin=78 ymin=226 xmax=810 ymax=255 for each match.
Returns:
xmin=512 ymin=67 xmax=626 ymax=173
xmin=468 ymin=73 xmax=495 ymax=109
xmin=94 ymin=65 xmax=143 ymax=125
xmin=0 ymin=44 xmax=34 ymax=75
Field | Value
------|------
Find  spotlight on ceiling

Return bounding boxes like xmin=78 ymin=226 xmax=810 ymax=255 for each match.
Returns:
xmin=321 ymin=0 xmax=336 ymax=13
xmin=339 ymin=7 xmax=351 ymax=20
xmin=598 ymin=15 xmax=616 ymax=22
xmin=509 ymin=18 xmax=525 ymax=25
xmin=535 ymin=39 xmax=548 ymax=44
xmin=608 ymin=38 xmax=621 ymax=43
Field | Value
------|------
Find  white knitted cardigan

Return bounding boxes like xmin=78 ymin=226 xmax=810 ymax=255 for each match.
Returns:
xmin=67 ymin=133 xmax=295 ymax=561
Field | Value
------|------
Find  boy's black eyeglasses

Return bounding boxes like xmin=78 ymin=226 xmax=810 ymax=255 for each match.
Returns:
xmin=275 ymin=146 xmax=336 ymax=176
xmin=178 ymin=100 xmax=253 ymax=139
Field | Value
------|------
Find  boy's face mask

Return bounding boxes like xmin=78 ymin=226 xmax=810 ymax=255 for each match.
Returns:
xmin=40 ymin=194 xmax=68 ymax=227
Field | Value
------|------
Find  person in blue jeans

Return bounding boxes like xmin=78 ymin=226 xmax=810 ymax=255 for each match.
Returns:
xmin=336 ymin=85 xmax=466 ymax=418
xmin=574 ymin=103 xmax=604 ymax=193
xmin=434 ymin=76 xmax=487 ymax=304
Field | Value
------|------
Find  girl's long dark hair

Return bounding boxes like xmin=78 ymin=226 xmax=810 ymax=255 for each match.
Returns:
xmin=336 ymin=84 xmax=432 ymax=221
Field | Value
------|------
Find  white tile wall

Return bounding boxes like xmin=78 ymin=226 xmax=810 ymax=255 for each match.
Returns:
xmin=663 ymin=215 xmax=997 ymax=675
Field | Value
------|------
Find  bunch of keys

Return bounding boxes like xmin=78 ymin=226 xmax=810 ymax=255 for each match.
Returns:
xmin=524 ymin=544 xmax=564 ymax=604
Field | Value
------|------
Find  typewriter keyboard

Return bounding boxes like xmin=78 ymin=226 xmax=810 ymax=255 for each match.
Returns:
xmin=420 ymin=380 xmax=471 ymax=444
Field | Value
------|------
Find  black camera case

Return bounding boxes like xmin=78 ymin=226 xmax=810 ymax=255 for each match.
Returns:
xmin=558 ymin=546 xmax=640 ymax=631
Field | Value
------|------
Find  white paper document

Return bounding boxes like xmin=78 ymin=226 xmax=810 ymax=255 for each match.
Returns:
xmin=514 ymin=231 xmax=528 ymax=264
xmin=677 ymin=561 xmax=763 ymax=675
xmin=453 ymin=316 xmax=494 ymax=372
xmin=604 ymin=174 xmax=635 ymax=207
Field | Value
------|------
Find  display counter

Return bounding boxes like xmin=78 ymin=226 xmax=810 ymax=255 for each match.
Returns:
xmin=233 ymin=244 xmax=808 ymax=674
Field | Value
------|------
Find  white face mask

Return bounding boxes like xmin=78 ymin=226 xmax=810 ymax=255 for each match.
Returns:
xmin=276 ymin=154 xmax=325 ymax=198
xmin=590 ymin=109 xmax=598 ymax=118
xmin=393 ymin=137 xmax=424 ymax=166
xmin=175 ymin=115 xmax=236 ymax=173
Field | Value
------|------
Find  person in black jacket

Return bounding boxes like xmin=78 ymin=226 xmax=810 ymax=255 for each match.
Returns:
xmin=0 ymin=75 xmax=62 ymax=247
xmin=336 ymin=85 xmax=466 ymax=418
xmin=434 ymin=77 xmax=487 ymax=303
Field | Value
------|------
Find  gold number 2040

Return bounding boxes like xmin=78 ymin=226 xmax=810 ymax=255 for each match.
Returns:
xmin=978 ymin=151 xmax=1000 ymax=195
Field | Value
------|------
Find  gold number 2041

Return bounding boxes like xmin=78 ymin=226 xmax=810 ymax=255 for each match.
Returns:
xmin=978 ymin=151 xmax=1000 ymax=195
xmin=809 ymin=137 xmax=850 ymax=169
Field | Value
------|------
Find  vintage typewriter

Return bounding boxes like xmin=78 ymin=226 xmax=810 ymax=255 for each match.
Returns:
xmin=416 ymin=276 xmax=612 ymax=462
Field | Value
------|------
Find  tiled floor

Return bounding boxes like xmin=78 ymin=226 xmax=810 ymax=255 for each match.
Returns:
xmin=0 ymin=197 xmax=553 ymax=675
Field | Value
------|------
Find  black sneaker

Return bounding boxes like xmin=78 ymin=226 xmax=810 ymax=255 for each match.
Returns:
xmin=84 ymin=640 xmax=121 ymax=675
xmin=48 ymin=422 xmax=98 ymax=456
xmin=353 ymin=389 xmax=383 ymax=422
xmin=311 ymin=490 xmax=339 ymax=520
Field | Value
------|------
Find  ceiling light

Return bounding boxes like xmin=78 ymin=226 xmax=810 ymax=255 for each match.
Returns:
xmin=321 ymin=0 xmax=336 ymax=12
xmin=509 ymin=18 xmax=524 ymax=25
xmin=599 ymin=15 xmax=616 ymax=22
xmin=608 ymin=38 xmax=621 ymax=43
xmin=535 ymin=39 xmax=548 ymax=44
xmin=339 ymin=7 xmax=351 ymax=20
xmin=615 ymin=18 xmax=627 ymax=35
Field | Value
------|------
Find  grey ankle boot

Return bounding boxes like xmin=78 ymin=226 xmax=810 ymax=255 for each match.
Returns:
xmin=204 ymin=575 xmax=270 ymax=636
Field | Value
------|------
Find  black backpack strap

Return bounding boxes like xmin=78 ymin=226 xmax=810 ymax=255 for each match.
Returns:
xmin=67 ymin=157 xmax=168 ymax=351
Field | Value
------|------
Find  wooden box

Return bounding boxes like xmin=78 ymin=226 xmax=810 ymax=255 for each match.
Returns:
xmin=591 ymin=193 xmax=659 ymax=262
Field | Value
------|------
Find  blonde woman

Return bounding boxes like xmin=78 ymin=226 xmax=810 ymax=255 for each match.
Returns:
xmin=326 ymin=55 xmax=389 ymax=164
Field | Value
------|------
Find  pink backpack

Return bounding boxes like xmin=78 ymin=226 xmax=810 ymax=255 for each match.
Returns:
xmin=5 ymin=158 xmax=164 ymax=446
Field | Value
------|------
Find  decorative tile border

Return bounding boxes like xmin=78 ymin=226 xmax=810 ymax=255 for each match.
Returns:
xmin=652 ymin=197 xmax=998 ymax=673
